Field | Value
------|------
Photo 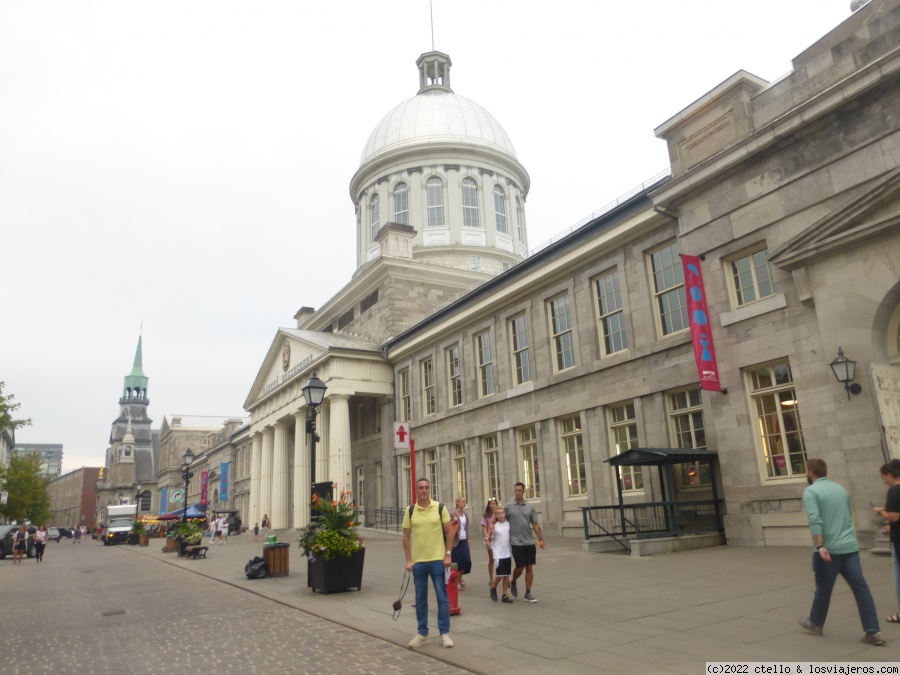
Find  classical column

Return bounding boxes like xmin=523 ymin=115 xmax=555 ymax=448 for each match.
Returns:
xmin=328 ymin=394 xmax=352 ymax=494
xmin=272 ymin=423 xmax=290 ymax=531
xmin=318 ymin=405 xmax=330 ymax=485
xmin=249 ymin=432 xmax=262 ymax=527
xmin=293 ymin=410 xmax=309 ymax=528
xmin=259 ymin=427 xmax=274 ymax=528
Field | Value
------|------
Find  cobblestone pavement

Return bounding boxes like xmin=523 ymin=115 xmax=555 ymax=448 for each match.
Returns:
xmin=0 ymin=541 xmax=469 ymax=675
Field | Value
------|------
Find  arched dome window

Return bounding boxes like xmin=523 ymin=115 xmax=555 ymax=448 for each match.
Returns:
xmin=370 ymin=195 xmax=381 ymax=241
xmin=426 ymin=178 xmax=444 ymax=227
xmin=461 ymin=178 xmax=480 ymax=228
xmin=494 ymin=185 xmax=508 ymax=234
xmin=516 ymin=197 xmax=526 ymax=242
xmin=393 ymin=183 xmax=409 ymax=225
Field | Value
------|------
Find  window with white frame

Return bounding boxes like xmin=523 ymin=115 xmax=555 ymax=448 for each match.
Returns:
xmin=461 ymin=178 xmax=480 ymax=227
xmin=516 ymin=197 xmax=525 ymax=243
xmin=482 ymin=435 xmax=501 ymax=500
xmin=747 ymin=361 xmax=807 ymax=479
xmin=595 ymin=270 xmax=627 ymax=355
xmin=426 ymin=177 xmax=444 ymax=227
xmin=393 ymin=182 xmax=409 ymax=225
xmin=609 ymin=402 xmax=643 ymax=492
xmin=469 ymin=255 xmax=481 ymax=270
xmin=518 ymin=426 xmax=540 ymax=499
xmin=398 ymin=368 xmax=411 ymax=422
xmin=399 ymin=454 xmax=411 ymax=506
xmin=494 ymin=185 xmax=508 ymax=234
xmin=355 ymin=466 xmax=365 ymax=508
xmin=370 ymin=194 xmax=380 ymax=242
xmin=729 ymin=247 xmax=775 ymax=307
xmin=549 ymin=294 xmax=576 ymax=371
xmin=426 ymin=449 xmax=441 ymax=503
xmin=447 ymin=343 xmax=462 ymax=407
xmin=421 ymin=357 xmax=435 ymax=416
xmin=509 ymin=314 xmax=531 ymax=385
xmin=476 ymin=329 xmax=495 ymax=397
xmin=452 ymin=443 xmax=467 ymax=499
xmin=668 ymin=387 xmax=711 ymax=487
xmin=559 ymin=416 xmax=587 ymax=496
xmin=650 ymin=242 xmax=688 ymax=336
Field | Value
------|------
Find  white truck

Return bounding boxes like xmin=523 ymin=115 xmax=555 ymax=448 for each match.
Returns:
xmin=104 ymin=504 xmax=137 ymax=545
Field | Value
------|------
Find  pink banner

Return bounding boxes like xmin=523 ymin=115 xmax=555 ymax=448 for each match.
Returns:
xmin=681 ymin=254 xmax=722 ymax=392
xmin=200 ymin=471 xmax=208 ymax=505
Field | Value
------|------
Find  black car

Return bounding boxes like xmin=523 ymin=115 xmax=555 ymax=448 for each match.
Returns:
xmin=0 ymin=524 xmax=36 ymax=559
xmin=47 ymin=527 xmax=61 ymax=543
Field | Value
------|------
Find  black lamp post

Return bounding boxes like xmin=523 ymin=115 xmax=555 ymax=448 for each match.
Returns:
xmin=181 ymin=448 xmax=195 ymax=523
xmin=829 ymin=347 xmax=862 ymax=399
xmin=134 ymin=483 xmax=143 ymax=509
xmin=301 ymin=373 xmax=327 ymax=491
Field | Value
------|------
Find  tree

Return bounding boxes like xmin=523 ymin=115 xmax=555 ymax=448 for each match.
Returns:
xmin=0 ymin=381 xmax=31 ymax=433
xmin=0 ymin=455 xmax=51 ymax=524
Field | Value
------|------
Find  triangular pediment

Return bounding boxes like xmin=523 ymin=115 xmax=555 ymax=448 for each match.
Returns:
xmin=770 ymin=167 xmax=900 ymax=270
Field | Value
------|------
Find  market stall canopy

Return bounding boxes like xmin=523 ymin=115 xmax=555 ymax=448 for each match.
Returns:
xmin=164 ymin=503 xmax=209 ymax=519
xmin=605 ymin=447 xmax=719 ymax=466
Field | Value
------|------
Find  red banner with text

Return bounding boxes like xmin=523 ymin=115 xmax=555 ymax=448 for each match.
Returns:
xmin=681 ymin=254 xmax=722 ymax=391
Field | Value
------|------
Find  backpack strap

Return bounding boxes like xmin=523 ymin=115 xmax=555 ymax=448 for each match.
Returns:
xmin=409 ymin=502 xmax=449 ymax=545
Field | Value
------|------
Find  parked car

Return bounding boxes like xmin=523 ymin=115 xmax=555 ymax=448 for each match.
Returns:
xmin=0 ymin=524 xmax=36 ymax=559
xmin=58 ymin=527 xmax=73 ymax=539
xmin=47 ymin=527 xmax=61 ymax=543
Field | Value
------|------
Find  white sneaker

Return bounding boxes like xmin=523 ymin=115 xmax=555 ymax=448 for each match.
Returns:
xmin=441 ymin=634 xmax=454 ymax=648
xmin=408 ymin=633 xmax=428 ymax=648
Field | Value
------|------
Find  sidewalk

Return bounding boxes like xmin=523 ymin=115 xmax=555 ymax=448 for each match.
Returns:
xmin=127 ymin=531 xmax=900 ymax=674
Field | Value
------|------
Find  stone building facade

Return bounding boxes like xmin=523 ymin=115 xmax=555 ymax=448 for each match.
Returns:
xmin=48 ymin=467 xmax=101 ymax=529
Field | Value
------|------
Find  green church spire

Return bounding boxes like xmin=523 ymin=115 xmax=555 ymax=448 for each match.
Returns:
xmin=122 ymin=335 xmax=149 ymax=401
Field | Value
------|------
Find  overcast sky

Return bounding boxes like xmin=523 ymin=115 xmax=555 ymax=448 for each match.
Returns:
xmin=2 ymin=1 xmax=854 ymax=474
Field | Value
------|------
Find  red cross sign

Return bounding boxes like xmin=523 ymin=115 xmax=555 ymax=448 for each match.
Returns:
xmin=393 ymin=422 xmax=410 ymax=450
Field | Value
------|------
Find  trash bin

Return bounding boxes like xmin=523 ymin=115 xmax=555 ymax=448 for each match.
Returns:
xmin=263 ymin=542 xmax=290 ymax=577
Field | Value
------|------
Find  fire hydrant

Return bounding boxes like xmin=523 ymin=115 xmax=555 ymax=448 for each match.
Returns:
xmin=448 ymin=563 xmax=461 ymax=615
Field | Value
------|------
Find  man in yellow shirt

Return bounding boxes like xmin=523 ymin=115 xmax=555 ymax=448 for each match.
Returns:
xmin=402 ymin=477 xmax=454 ymax=649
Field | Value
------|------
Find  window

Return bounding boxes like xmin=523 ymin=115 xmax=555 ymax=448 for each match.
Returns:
xmin=560 ymin=416 xmax=587 ymax=496
xmin=461 ymin=178 xmax=480 ymax=227
xmin=398 ymin=368 xmax=411 ymax=422
xmin=356 ymin=466 xmax=365 ymax=508
xmin=609 ymin=402 xmax=642 ymax=492
xmin=447 ymin=343 xmax=462 ymax=407
xmin=426 ymin=178 xmax=444 ymax=227
xmin=399 ymin=454 xmax=411 ymax=506
xmin=730 ymin=248 xmax=774 ymax=306
xmin=421 ymin=357 xmax=435 ymax=415
xmin=650 ymin=242 xmax=688 ymax=336
xmin=337 ymin=308 xmax=354 ymax=330
xmin=452 ymin=443 xmax=467 ymax=499
xmin=516 ymin=197 xmax=525 ymax=243
xmin=469 ymin=255 xmax=481 ymax=270
xmin=494 ymin=185 xmax=508 ymax=234
xmin=360 ymin=289 xmax=378 ymax=314
xmin=668 ymin=388 xmax=711 ymax=487
xmin=476 ymin=330 xmax=495 ymax=397
xmin=139 ymin=491 xmax=151 ymax=512
xmin=393 ymin=182 xmax=409 ymax=225
xmin=370 ymin=194 xmax=380 ymax=242
xmin=509 ymin=314 xmax=531 ymax=385
xmin=427 ymin=450 xmax=440 ymax=503
xmin=748 ymin=361 xmax=807 ymax=479
xmin=595 ymin=271 xmax=627 ymax=355
xmin=483 ymin=435 xmax=501 ymax=500
xmin=518 ymin=426 xmax=540 ymax=499
xmin=549 ymin=294 xmax=576 ymax=371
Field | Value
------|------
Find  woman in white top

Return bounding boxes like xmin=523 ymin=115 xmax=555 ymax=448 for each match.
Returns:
xmin=450 ymin=496 xmax=472 ymax=590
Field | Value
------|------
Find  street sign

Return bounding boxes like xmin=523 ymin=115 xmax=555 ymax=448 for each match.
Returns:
xmin=393 ymin=422 xmax=410 ymax=450
xmin=169 ymin=488 xmax=185 ymax=503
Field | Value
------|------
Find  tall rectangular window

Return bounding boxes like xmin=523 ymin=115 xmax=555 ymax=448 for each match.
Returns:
xmin=650 ymin=242 xmax=688 ymax=336
xmin=426 ymin=449 xmax=441 ymax=503
xmin=447 ymin=344 xmax=462 ymax=407
xmin=595 ymin=271 xmax=627 ymax=355
xmin=730 ymin=247 xmax=775 ymax=306
xmin=461 ymin=178 xmax=480 ymax=228
xmin=421 ymin=358 xmax=435 ymax=416
xmin=748 ymin=361 xmax=806 ymax=479
xmin=355 ymin=466 xmax=365 ymax=508
xmin=398 ymin=368 xmax=411 ymax=422
xmin=668 ymin=388 xmax=710 ymax=487
xmin=560 ymin=416 xmax=587 ymax=496
xmin=426 ymin=178 xmax=444 ymax=227
xmin=518 ymin=426 xmax=540 ymax=499
xmin=476 ymin=330 xmax=495 ymax=397
xmin=452 ymin=443 xmax=467 ymax=499
xmin=482 ymin=435 xmax=501 ymax=500
xmin=609 ymin=402 xmax=642 ymax=492
xmin=509 ymin=314 xmax=531 ymax=385
xmin=494 ymin=185 xmax=508 ymax=234
xmin=393 ymin=183 xmax=409 ymax=225
xmin=399 ymin=454 xmax=411 ymax=506
xmin=549 ymin=294 xmax=576 ymax=371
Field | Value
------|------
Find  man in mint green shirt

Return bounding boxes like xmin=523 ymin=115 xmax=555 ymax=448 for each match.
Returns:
xmin=799 ymin=458 xmax=884 ymax=645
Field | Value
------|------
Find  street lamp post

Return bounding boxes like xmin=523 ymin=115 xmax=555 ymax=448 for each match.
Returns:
xmin=301 ymin=373 xmax=327 ymax=496
xmin=181 ymin=449 xmax=195 ymax=524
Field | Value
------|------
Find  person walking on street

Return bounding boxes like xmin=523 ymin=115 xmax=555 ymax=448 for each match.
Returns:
xmin=450 ymin=496 xmax=471 ymax=591
xmin=874 ymin=459 xmax=900 ymax=624
xmin=799 ymin=458 xmax=885 ymax=645
xmin=34 ymin=524 xmax=48 ymax=563
xmin=218 ymin=516 xmax=228 ymax=544
xmin=261 ymin=514 xmax=270 ymax=541
xmin=97 ymin=524 xmax=103 ymax=544
xmin=74 ymin=526 xmax=81 ymax=544
xmin=481 ymin=498 xmax=498 ymax=588
xmin=12 ymin=524 xmax=28 ymax=564
xmin=402 ymin=477 xmax=455 ymax=649
xmin=488 ymin=505 xmax=514 ymax=603
xmin=506 ymin=482 xmax=546 ymax=603
xmin=253 ymin=523 xmax=259 ymax=543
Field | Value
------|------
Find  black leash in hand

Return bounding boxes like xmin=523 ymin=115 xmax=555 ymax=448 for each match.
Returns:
xmin=392 ymin=569 xmax=411 ymax=621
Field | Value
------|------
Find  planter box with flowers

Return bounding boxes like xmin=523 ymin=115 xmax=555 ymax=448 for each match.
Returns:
xmin=300 ymin=488 xmax=365 ymax=593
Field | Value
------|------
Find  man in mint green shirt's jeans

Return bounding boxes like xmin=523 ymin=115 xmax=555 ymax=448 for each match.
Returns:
xmin=800 ymin=458 xmax=885 ymax=645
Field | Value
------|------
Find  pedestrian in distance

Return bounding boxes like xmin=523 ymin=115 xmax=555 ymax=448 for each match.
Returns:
xmin=488 ymin=505 xmax=514 ymax=603
xmin=12 ymin=524 xmax=27 ymax=564
xmin=253 ymin=523 xmax=259 ymax=543
xmin=235 ymin=515 xmax=242 ymax=536
xmin=261 ymin=514 xmax=270 ymax=541
xmin=506 ymin=482 xmax=545 ymax=603
xmin=481 ymin=498 xmax=498 ymax=588
xmin=402 ymin=477 xmax=455 ymax=649
xmin=874 ymin=459 xmax=900 ymax=624
xmin=96 ymin=523 xmax=103 ymax=544
xmin=74 ymin=526 xmax=81 ymax=544
xmin=207 ymin=515 xmax=216 ymax=545
xmin=799 ymin=458 xmax=885 ymax=645
xmin=218 ymin=515 xmax=228 ymax=544
xmin=34 ymin=524 xmax=48 ymax=563
xmin=450 ymin=496 xmax=472 ymax=591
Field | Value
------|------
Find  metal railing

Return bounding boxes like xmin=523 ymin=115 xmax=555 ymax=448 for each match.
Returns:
xmin=357 ymin=507 xmax=406 ymax=532
xmin=582 ymin=499 xmax=724 ymax=541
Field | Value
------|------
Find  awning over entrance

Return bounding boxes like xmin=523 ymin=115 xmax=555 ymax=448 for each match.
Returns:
xmin=606 ymin=447 xmax=719 ymax=467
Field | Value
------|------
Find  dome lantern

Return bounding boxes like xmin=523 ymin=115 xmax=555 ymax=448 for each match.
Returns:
xmin=417 ymin=51 xmax=452 ymax=94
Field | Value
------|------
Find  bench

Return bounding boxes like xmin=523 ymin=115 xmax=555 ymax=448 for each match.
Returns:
xmin=185 ymin=546 xmax=208 ymax=559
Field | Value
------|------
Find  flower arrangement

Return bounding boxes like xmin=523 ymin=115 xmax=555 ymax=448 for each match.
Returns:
xmin=299 ymin=487 xmax=364 ymax=562
xmin=175 ymin=521 xmax=203 ymax=545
